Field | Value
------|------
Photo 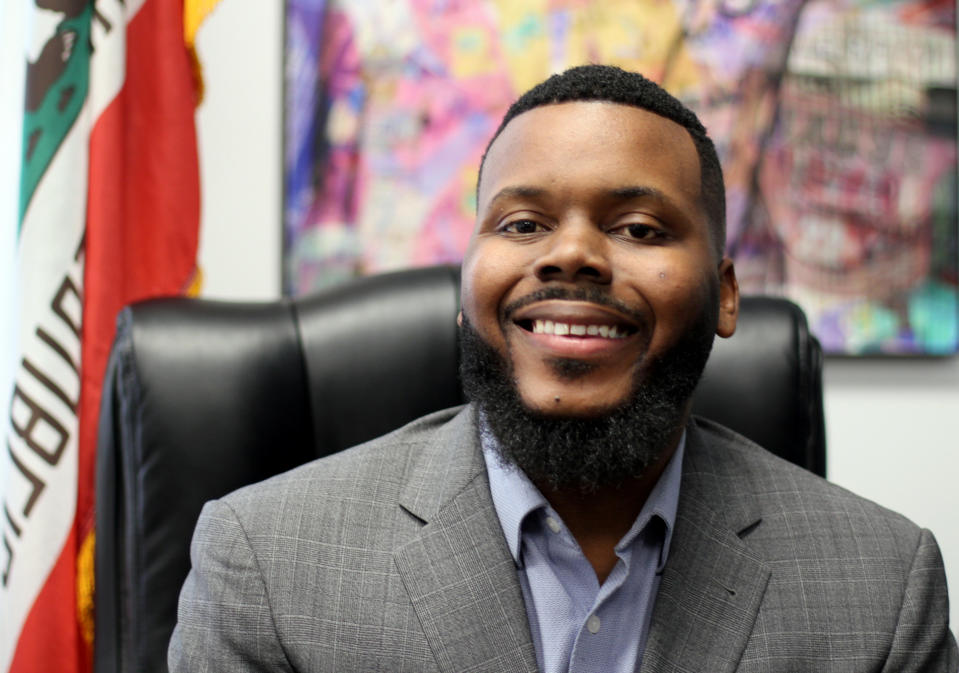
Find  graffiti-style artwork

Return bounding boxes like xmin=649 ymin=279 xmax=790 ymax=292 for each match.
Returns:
xmin=760 ymin=1 xmax=957 ymax=353
xmin=284 ymin=0 xmax=957 ymax=354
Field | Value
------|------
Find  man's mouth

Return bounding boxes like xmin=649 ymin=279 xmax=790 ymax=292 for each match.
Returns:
xmin=503 ymin=288 xmax=646 ymax=338
xmin=510 ymin=300 xmax=642 ymax=345
xmin=520 ymin=318 xmax=631 ymax=339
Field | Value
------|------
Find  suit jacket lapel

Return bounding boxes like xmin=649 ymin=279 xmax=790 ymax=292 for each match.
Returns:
xmin=393 ymin=406 xmax=539 ymax=673
xmin=641 ymin=420 xmax=771 ymax=673
xmin=392 ymin=410 xmax=772 ymax=673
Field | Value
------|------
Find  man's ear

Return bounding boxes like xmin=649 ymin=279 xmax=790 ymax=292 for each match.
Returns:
xmin=456 ymin=311 xmax=463 ymax=327
xmin=716 ymin=257 xmax=739 ymax=338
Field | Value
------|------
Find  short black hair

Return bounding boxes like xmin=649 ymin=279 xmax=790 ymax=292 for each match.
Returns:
xmin=478 ymin=64 xmax=726 ymax=257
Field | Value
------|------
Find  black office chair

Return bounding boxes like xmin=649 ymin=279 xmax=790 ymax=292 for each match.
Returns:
xmin=93 ymin=265 xmax=825 ymax=673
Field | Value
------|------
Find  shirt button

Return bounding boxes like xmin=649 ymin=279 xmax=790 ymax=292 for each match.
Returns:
xmin=546 ymin=516 xmax=561 ymax=533
xmin=586 ymin=614 xmax=601 ymax=634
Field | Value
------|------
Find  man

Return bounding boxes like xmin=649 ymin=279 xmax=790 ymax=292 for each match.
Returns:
xmin=169 ymin=65 xmax=956 ymax=672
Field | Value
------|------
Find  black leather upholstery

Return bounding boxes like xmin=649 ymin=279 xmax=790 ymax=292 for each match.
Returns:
xmin=94 ymin=265 xmax=825 ymax=673
xmin=692 ymin=295 xmax=826 ymax=478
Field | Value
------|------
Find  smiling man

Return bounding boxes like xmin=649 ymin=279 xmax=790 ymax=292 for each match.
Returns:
xmin=170 ymin=65 xmax=956 ymax=672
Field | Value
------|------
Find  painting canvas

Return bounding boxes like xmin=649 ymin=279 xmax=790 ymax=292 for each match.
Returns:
xmin=283 ymin=0 xmax=957 ymax=355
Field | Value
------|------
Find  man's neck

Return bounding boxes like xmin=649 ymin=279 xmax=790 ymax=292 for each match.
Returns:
xmin=536 ymin=429 xmax=682 ymax=584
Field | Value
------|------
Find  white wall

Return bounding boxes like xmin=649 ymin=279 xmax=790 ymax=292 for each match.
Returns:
xmin=195 ymin=0 xmax=283 ymax=300
xmin=195 ymin=3 xmax=959 ymax=631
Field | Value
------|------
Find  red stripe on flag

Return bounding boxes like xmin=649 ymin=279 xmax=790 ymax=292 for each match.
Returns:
xmin=81 ymin=0 xmax=201 ymax=541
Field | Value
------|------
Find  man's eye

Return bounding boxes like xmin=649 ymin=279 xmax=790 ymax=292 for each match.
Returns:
xmin=622 ymin=223 xmax=661 ymax=240
xmin=502 ymin=219 xmax=542 ymax=234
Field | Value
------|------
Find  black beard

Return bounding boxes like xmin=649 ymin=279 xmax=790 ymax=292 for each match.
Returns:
xmin=459 ymin=295 xmax=718 ymax=494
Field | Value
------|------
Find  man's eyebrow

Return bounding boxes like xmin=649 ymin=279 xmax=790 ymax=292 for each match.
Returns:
xmin=484 ymin=185 xmax=675 ymax=209
xmin=608 ymin=186 xmax=668 ymax=203
xmin=487 ymin=186 xmax=549 ymax=205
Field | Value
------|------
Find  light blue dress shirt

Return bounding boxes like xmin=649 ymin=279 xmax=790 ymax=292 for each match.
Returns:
xmin=481 ymin=425 xmax=684 ymax=673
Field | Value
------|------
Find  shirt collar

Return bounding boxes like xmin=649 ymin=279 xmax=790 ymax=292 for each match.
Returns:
xmin=480 ymin=421 xmax=548 ymax=563
xmin=616 ymin=430 xmax=684 ymax=572
xmin=481 ymin=417 xmax=685 ymax=573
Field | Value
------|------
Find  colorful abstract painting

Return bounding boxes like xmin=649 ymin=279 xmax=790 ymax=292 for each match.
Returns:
xmin=284 ymin=0 xmax=957 ymax=355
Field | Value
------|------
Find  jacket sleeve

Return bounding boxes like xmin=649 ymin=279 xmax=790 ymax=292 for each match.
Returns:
xmin=880 ymin=528 xmax=958 ymax=673
xmin=168 ymin=499 xmax=295 ymax=673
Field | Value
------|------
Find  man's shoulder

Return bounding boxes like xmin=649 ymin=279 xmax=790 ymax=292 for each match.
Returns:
xmin=685 ymin=419 xmax=956 ymax=669
xmin=688 ymin=416 xmax=923 ymax=551
xmin=218 ymin=404 xmax=473 ymax=521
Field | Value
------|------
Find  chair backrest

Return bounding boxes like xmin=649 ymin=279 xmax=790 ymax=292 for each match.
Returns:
xmin=93 ymin=265 xmax=825 ymax=673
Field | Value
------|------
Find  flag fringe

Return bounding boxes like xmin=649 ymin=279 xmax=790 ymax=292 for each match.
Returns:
xmin=184 ymin=0 xmax=226 ymax=106
xmin=184 ymin=0 xmax=225 ymax=46
xmin=77 ymin=531 xmax=96 ymax=649
xmin=185 ymin=265 xmax=204 ymax=297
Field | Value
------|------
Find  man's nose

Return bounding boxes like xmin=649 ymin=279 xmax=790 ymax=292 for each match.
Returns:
xmin=534 ymin=221 xmax=612 ymax=284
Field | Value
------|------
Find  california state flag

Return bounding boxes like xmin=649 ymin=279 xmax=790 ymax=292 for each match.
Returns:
xmin=1 ymin=1 xmax=220 ymax=671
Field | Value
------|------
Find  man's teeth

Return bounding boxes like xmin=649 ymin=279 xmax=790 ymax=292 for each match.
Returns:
xmin=531 ymin=319 xmax=626 ymax=339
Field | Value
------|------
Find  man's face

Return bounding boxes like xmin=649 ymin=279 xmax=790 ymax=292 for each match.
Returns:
xmin=461 ymin=101 xmax=739 ymax=419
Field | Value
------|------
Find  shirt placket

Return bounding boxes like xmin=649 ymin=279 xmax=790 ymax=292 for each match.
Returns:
xmin=568 ymin=549 xmax=631 ymax=672
xmin=541 ymin=511 xmax=632 ymax=673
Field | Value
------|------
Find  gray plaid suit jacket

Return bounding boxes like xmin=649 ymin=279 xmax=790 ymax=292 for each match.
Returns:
xmin=169 ymin=405 xmax=957 ymax=672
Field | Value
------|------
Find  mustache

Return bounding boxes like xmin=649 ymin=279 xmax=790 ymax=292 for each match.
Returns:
xmin=502 ymin=286 xmax=648 ymax=327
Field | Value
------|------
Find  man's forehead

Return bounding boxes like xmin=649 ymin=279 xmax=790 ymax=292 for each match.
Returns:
xmin=478 ymin=101 xmax=700 ymax=207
